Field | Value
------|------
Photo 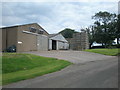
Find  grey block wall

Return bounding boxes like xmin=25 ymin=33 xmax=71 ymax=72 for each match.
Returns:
xmin=66 ymin=31 xmax=89 ymax=50
xmin=37 ymin=35 xmax=48 ymax=51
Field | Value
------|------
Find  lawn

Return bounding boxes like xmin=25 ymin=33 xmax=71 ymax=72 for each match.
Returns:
xmin=2 ymin=53 xmax=72 ymax=85
xmin=85 ymin=48 xmax=119 ymax=56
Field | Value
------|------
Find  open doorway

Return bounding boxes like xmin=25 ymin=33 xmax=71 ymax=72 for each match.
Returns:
xmin=52 ymin=40 xmax=57 ymax=50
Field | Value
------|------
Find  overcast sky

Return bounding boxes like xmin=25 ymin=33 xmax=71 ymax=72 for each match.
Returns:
xmin=1 ymin=0 xmax=118 ymax=34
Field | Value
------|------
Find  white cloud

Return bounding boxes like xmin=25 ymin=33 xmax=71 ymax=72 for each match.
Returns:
xmin=1 ymin=1 xmax=118 ymax=33
xmin=118 ymin=1 xmax=120 ymax=14
xmin=2 ymin=16 xmax=27 ymax=25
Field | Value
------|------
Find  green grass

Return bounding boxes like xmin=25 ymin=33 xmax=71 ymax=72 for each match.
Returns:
xmin=85 ymin=48 xmax=120 ymax=56
xmin=2 ymin=53 xmax=72 ymax=85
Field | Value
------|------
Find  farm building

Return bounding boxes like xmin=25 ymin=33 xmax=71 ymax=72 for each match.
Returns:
xmin=0 ymin=23 xmax=69 ymax=52
xmin=48 ymin=34 xmax=69 ymax=50
xmin=1 ymin=23 xmax=49 ymax=52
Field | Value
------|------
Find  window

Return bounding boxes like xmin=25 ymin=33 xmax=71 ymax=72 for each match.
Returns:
xmin=29 ymin=27 xmax=37 ymax=33
xmin=38 ymin=29 xmax=44 ymax=34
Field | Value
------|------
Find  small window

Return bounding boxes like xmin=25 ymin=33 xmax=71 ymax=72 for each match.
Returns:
xmin=29 ymin=27 xmax=37 ymax=33
xmin=38 ymin=29 xmax=44 ymax=34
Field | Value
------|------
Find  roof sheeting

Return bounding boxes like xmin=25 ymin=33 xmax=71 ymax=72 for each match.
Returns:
xmin=49 ymin=33 xmax=68 ymax=43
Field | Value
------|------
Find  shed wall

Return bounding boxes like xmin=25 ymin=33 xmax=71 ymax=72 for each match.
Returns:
xmin=37 ymin=35 xmax=48 ymax=51
xmin=49 ymin=39 xmax=52 ymax=50
xmin=2 ymin=29 xmax=7 ymax=51
xmin=17 ymin=25 xmax=37 ymax=52
xmin=49 ymin=34 xmax=69 ymax=50
xmin=2 ymin=27 xmax=17 ymax=51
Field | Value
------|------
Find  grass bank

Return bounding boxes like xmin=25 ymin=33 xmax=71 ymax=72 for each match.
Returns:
xmin=2 ymin=53 xmax=72 ymax=85
xmin=85 ymin=48 xmax=119 ymax=56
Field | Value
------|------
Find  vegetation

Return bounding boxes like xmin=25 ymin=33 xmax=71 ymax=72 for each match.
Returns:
xmin=59 ymin=28 xmax=78 ymax=38
xmin=85 ymin=11 xmax=119 ymax=48
xmin=85 ymin=26 xmax=95 ymax=48
xmin=59 ymin=11 xmax=119 ymax=49
xmin=116 ymin=14 xmax=120 ymax=44
xmin=85 ymin=48 xmax=119 ymax=56
xmin=2 ymin=53 xmax=72 ymax=85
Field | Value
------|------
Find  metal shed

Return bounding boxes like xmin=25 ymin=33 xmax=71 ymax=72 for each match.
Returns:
xmin=48 ymin=34 xmax=69 ymax=50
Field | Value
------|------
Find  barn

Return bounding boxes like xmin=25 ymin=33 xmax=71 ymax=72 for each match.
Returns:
xmin=48 ymin=34 xmax=69 ymax=50
xmin=1 ymin=23 xmax=49 ymax=52
xmin=1 ymin=23 xmax=69 ymax=52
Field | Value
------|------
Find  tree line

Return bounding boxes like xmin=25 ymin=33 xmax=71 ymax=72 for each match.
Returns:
xmin=86 ymin=11 xmax=119 ymax=48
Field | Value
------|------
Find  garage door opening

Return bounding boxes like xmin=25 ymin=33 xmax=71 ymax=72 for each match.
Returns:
xmin=52 ymin=40 xmax=57 ymax=50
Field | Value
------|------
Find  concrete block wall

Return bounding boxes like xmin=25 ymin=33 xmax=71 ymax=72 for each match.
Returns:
xmin=2 ymin=27 xmax=17 ymax=52
xmin=66 ymin=31 xmax=89 ymax=50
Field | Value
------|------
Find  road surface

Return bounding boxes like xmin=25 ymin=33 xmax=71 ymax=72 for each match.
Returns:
xmin=3 ymin=51 xmax=118 ymax=88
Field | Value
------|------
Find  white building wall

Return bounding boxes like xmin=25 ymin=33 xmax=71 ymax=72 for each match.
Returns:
xmin=64 ymin=42 xmax=69 ymax=49
xmin=49 ymin=39 xmax=52 ymax=50
xmin=58 ymin=41 xmax=64 ymax=50
xmin=56 ymin=41 xmax=59 ymax=50
xmin=49 ymin=34 xmax=69 ymax=50
xmin=57 ymin=41 xmax=69 ymax=50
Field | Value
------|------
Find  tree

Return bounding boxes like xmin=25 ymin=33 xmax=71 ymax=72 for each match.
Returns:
xmin=92 ymin=11 xmax=117 ymax=47
xmin=115 ymin=14 xmax=120 ymax=44
xmin=85 ymin=26 xmax=95 ymax=48
xmin=59 ymin=28 xmax=78 ymax=38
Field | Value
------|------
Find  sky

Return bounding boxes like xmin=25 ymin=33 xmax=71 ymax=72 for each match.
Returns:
xmin=1 ymin=0 xmax=118 ymax=34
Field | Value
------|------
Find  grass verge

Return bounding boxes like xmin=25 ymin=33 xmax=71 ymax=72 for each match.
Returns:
xmin=2 ymin=53 xmax=72 ymax=85
xmin=85 ymin=48 xmax=120 ymax=56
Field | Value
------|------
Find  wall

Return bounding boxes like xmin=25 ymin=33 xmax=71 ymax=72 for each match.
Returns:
xmin=64 ymin=42 xmax=69 ymax=49
xmin=66 ymin=32 xmax=89 ymax=50
xmin=2 ymin=27 xmax=17 ymax=51
xmin=17 ymin=25 xmax=37 ymax=52
xmin=58 ymin=41 xmax=64 ymax=50
xmin=6 ymin=27 xmax=17 ymax=48
xmin=49 ymin=39 xmax=52 ymax=50
xmin=66 ymin=38 xmax=74 ymax=50
xmin=37 ymin=35 xmax=48 ymax=51
xmin=17 ymin=23 xmax=49 ymax=52
xmin=58 ymin=41 xmax=69 ymax=50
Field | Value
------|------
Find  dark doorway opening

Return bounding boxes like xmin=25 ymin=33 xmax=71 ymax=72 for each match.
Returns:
xmin=52 ymin=40 xmax=57 ymax=50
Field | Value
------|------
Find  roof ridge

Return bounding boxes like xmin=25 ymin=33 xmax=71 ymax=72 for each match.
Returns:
xmin=1 ymin=23 xmax=38 ymax=29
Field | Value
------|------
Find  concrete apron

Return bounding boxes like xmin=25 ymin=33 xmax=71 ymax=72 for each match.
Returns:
xmin=24 ymin=50 xmax=117 ymax=64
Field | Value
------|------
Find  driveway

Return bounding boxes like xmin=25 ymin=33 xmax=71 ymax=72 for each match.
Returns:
xmin=26 ymin=50 xmax=116 ymax=64
xmin=3 ymin=50 xmax=118 ymax=88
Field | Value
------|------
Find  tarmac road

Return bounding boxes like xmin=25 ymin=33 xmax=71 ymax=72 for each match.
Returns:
xmin=3 ymin=51 xmax=118 ymax=88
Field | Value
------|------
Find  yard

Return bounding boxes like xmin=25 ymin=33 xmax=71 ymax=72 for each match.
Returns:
xmin=85 ymin=48 xmax=120 ymax=56
xmin=2 ymin=53 xmax=72 ymax=85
